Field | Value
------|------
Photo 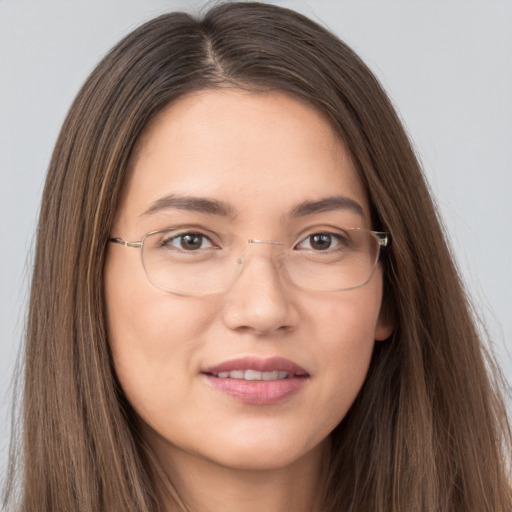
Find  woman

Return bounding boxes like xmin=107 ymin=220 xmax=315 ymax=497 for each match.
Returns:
xmin=4 ymin=2 xmax=511 ymax=511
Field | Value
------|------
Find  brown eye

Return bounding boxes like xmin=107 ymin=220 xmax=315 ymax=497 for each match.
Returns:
xmin=309 ymin=234 xmax=332 ymax=250
xmin=163 ymin=232 xmax=213 ymax=251
xmin=296 ymin=233 xmax=342 ymax=251
xmin=181 ymin=234 xmax=204 ymax=250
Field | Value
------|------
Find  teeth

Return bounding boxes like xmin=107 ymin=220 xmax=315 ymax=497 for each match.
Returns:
xmin=244 ymin=369 xmax=262 ymax=380
xmin=214 ymin=370 xmax=290 ymax=380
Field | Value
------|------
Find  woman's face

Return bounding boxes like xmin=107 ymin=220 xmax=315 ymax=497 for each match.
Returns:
xmin=104 ymin=90 xmax=392 ymax=471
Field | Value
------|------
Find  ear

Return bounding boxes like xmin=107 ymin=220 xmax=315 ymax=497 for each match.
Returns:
xmin=375 ymin=301 xmax=394 ymax=341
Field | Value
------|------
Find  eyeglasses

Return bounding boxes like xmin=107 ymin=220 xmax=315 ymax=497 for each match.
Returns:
xmin=109 ymin=226 xmax=389 ymax=296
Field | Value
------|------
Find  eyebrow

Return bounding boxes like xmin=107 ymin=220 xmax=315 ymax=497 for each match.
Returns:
xmin=289 ymin=195 xmax=365 ymax=218
xmin=140 ymin=193 xmax=365 ymax=220
xmin=141 ymin=194 xmax=238 ymax=218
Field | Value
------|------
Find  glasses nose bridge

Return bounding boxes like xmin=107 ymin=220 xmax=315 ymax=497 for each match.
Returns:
xmin=242 ymin=238 xmax=286 ymax=258
xmin=247 ymin=238 xmax=284 ymax=247
xmin=229 ymin=238 xmax=289 ymax=294
xmin=235 ymin=238 xmax=286 ymax=267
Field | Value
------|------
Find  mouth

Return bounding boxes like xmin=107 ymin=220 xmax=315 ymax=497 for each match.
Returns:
xmin=208 ymin=369 xmax=293 ymax=380
xmin=202 ymin=357 xmax=309 ymax=405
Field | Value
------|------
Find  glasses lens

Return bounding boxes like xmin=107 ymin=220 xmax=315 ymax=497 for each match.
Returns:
xmin=286 ymin=229 xmax=381 ymax=291
xmin=141 ymin=228 xmax=383 ymax=295
xmin=141 ymin=229 xmax=232 ymax=296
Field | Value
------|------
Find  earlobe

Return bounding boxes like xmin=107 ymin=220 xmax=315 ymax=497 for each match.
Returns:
xmin=375 ymin=320 xmax=393 ymax=341
xmin=375 ymin=305 xmax=394 ymax=341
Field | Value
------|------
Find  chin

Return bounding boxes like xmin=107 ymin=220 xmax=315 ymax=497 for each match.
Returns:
xmin=193 ymin=431 xmax=329 ymax=472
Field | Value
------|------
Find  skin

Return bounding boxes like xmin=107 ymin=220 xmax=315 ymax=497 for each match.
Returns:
xmin=104 ymin=89 xmax=392 ymax=512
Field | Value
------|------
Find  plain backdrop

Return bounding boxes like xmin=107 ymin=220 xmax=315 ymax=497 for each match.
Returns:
xmin=1 ymin=0 xmax=511 ymax=479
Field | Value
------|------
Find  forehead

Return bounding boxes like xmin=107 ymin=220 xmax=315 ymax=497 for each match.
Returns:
xmin=117 ymin=89 xmax=370 ymax=230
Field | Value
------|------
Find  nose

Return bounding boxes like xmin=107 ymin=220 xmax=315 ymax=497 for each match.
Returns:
xmin=221 ymin=244 xmax=300 ymax=336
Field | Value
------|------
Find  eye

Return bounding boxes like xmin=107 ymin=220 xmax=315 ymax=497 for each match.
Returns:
xmin=295 ymin=232 xmax=346 ymax=251
xmin=162 ymin=232 xmax=215 ymax=251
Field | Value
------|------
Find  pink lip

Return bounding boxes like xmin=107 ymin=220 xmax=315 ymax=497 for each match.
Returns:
xmin=202 ymin=357 xmax=309 ymax=405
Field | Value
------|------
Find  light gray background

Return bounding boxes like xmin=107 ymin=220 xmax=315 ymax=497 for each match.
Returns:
xmin=1 ymin=0 xmax=511 ymax=479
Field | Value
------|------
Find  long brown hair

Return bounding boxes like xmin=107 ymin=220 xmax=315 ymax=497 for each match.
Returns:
xmin=4 ymin=2 xmax=511 ymax=511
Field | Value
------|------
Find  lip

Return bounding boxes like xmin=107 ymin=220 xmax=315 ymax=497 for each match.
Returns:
xmin=202 ymin=356 xmax=309 ymax=405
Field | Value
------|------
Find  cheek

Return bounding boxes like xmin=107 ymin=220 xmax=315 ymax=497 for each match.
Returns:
xmin=104 ymin=252 xmax=217 ymax=415
xmin=301 ymin=281 xmax=382 ymax=427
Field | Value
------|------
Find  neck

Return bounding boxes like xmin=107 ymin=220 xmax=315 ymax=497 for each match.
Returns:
xmin=144 ymin=429 xmax=329 ymax=512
